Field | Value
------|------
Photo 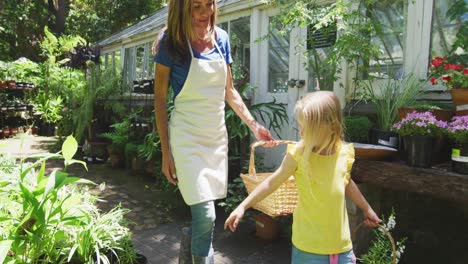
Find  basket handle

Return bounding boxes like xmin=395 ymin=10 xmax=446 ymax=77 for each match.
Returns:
xmin=352 ymin=223 xmax=397 ymax=264
xmin=248 ymin=140 xmax=297 ymax=175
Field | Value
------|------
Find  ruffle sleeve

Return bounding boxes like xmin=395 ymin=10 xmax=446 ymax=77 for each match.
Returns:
xmin=344 ymin=143 xmax=355 ymax=185
xmin=287 ymin=143 xmax=299 ymax=162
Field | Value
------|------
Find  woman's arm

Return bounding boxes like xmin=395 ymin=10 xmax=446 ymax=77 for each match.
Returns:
xmin=345 ymin=179 xmax=381 ymax=227
xmin=225 ymin=64 xmax=274 ymax=142
xmin=154 ymin=63 xmax=178 ymax=185
xmin=224 ymin=153 xmax=297 ymax=232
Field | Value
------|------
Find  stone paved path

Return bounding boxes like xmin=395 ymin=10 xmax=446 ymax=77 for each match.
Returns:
xmin=2 ymin=135 xmax=292 ymax=263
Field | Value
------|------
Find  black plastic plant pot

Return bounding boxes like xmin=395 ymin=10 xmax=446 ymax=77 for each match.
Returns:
xmin=369 ymin=128 xmax=399 ymax=148
xmin=403 ymin=135 xmax=434 ymax=168
xmin=451 ymin=142 xmax=468 ymax=175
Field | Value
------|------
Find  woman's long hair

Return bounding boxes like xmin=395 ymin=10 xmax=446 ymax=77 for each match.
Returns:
xmin=153 ymin=0 xmax=217 ymax=61
xmin=295 ymin=91 xmax=344 ymax=159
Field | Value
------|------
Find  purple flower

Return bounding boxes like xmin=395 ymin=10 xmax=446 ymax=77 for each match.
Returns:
xmin=447 ymin=116 xmax=468 ymax=143
xmin=392 ymin=111 xmax=446 ymax=137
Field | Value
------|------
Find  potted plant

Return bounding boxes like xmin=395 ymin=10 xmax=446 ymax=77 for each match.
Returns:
xmin=362 ymin=74 xmax=423 ymax=148
xmin=138 ymin=131 xmax=161 ymax=176
xmin=446 ymin=116 xmax=468 ymax=174
xmin=428 ymin=56 xmax=468 ymax=115
xmin=0 ymin=61 xmax=8 ymax=89
xmin=33 ymin=92 xmax=63 ymax=136
xmin=398 ymin=102 xmax=453 ymax=122
xmin=393 ymin=111 xmax=447 ymax=168
xmin=99 ymin=119 xmax=130 ymax=168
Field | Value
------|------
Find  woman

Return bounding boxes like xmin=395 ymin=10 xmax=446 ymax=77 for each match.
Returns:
xmin=153 ymin=0 xmax=274 ymax=263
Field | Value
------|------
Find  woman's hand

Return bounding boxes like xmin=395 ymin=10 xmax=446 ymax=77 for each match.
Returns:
xmin=252 ymin=122 xmax=276 ymax=147
xmin=224 ymin=207 xmax=245 ymax=232
xmin=363 ymin=207 xmax=382 ymax=228
xmin=161 ymin=151 xmax=178 ymax=185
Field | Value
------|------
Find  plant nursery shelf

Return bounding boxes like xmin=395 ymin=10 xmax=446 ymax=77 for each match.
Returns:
xmin=351 ymin=160 xmax=468 ymax=204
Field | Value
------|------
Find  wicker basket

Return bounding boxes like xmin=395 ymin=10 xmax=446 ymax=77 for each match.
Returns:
xmin=353 ymin=223 xmax=397 ymax=264
xmin=240 ymin=140 xmax=298 ymax=217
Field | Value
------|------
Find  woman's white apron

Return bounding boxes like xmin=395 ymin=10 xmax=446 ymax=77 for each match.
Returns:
xmin=169 ymin=40 xmax=228 ymax=205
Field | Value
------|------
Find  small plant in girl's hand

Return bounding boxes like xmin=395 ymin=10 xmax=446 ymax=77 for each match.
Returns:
xmin=359 ymin=212 xmax=407 ymax=264
xmin=392 ymin=111 xmax=448 ymax=137
xmin=446 ymin=115 xmax=468 ymax=143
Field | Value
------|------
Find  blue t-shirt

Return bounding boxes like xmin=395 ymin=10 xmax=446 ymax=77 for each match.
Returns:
xmin=154 ymin=27 xmax=233 ymax=99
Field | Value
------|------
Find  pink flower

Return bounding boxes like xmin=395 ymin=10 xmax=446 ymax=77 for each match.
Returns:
xmin=393 ymin=111 xmax=446 ymax=137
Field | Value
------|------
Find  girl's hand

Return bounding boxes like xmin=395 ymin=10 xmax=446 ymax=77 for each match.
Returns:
xmin=161 ymin=152 xmax=178 ymax=185
xmin=363 ymin=207 xmax=382 ymax=228
xmin=224 ymin=207 xmax=245 ymax=232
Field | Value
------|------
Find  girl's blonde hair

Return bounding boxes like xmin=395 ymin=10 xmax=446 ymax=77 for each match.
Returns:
xmin=153 ymin=0 xmax=218 ymax=60
xmin=295 ymin=91 xmax=344 ymax=158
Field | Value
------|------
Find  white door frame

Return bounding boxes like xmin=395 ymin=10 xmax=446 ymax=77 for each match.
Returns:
xmin=250 ymin=6 xmax=309 ymax=168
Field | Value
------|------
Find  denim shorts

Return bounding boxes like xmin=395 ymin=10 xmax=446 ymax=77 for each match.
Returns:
xmin=291 ymin=244 xmax=356 ymax=264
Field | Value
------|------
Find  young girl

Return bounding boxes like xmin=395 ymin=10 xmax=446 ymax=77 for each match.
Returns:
xmin=224 ymin=91 xmax=381 ymax=264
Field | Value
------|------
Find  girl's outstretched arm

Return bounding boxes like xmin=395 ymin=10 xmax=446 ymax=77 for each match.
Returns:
xmin=345 ymin=179 xmax=382 ymax=227
xmin=224 ymin=153 xmax=297 ymax=232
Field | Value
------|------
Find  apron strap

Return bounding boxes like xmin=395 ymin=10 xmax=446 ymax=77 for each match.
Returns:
xmin=187 ymin=41 xmax=195 ymax=58
xmin=186 ymin=34 xmax=225 ymax=62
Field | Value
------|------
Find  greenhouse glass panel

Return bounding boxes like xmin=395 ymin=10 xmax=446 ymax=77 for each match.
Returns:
xmin=362 ymin=0 xmax=407 ymax=79
xmin=268 ymin=24 xmax=289 ymax=93
xmin=135 ymin=45 xmax=145 ymax=80
xmin=114 ymin=50 xmax=121 ymax=74
xmin=229 ymin=16 xmax=251 ymax=86
xmin=431 ymin=0 xmax=467 ymax=58
xmin=147 ymin=42 xmax=155 ymax=79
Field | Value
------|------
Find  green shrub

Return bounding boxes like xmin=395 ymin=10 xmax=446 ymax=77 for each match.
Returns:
xmin=0 ymin=136 xmax=137 ymax=263
xmin=344 ymin=115 xmax=372 ymax=143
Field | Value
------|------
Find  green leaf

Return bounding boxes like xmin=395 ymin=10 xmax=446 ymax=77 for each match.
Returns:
xmin=0 ymin=240 xmax=13 ymax=264
xmin=43 ymin=170 xmax=57 ymax=200
xmin=62 ymin=135 xmax=78 ymax=164
xmin=67 ymin=159 xmax=88 ymax=171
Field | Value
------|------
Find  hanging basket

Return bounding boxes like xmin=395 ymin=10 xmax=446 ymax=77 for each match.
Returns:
xmin=240 ymin=140 xmax=297 ymax=217
xmin=353 ymin=223 xmax=397 ymax=264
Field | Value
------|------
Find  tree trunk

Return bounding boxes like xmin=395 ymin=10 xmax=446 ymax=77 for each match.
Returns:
xmin=48 ymin=0 xmax=67 ymax=35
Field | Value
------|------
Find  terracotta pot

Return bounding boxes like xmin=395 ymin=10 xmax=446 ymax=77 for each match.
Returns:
xmin=3 ymin=127 xmax=10 ymax=138
xmin=10 ymin=127 xmax=17 ymax=137
xmin=450 ymin=88 xmax=468 ymax=116
xmin=6 ymin=80 xmax=16 ymax=89
xmin=398 ymin=107 xmax=453 ymax=121
xmin=255 ymin=213 xmax=279 ymax=240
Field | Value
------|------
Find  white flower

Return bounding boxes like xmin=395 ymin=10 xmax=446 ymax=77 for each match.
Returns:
xmin=384 ymin=214 xmax=396 ymax=231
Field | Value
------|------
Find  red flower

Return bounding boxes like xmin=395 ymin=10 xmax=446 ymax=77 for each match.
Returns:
xmin=429 ymin=56 xmax=467 ymax=89
xmin=431 ymin=57 xmax=446 ymax=67
xmin=448 ymin=64 xmax=461 ymax=71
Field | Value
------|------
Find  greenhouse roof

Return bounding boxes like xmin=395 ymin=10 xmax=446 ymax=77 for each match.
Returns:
xmin=95 ymin=0 xmax=246 ymax=47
